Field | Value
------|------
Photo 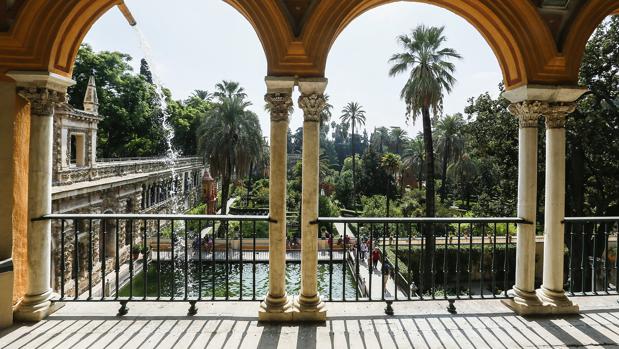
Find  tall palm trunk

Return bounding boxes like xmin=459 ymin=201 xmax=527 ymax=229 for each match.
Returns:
xmin=440 ymin=140 xmax=451 ymax=202
xmin=421 ymin=107 xmax=436 ymax=293
xmin=220 ymin=158 xmax=232 ymax=216
xmin=351 ymin=120 xmax=356 ymax=208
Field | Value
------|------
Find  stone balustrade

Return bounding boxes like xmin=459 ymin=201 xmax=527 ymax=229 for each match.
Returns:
xmin=54 ymin=157 xmax=203 ymax=185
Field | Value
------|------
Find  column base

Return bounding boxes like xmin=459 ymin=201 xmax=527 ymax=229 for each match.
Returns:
xmin=536 ymin=287 xmax=579 ymax=314
xmin=13 ymin=289 xmax=59 ymax=322
xmin=292 ymin=294 xmax=327 ymax=322
xmin=503 ymin=287 xmax=547 ymax=315
xmin=258 ymin=293 xmax=294 ymax=322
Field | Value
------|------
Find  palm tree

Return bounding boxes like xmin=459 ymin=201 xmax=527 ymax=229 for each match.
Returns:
xmin=435 ymin=113 xmax=465 ymax=202
xmin=389 ymin=25 xmax=461 ymax=291
xmin=320 ymin=94 xmax=334 ymax=135
xmin=402 ymin=134 xmax=425 ymax=189
xmin=197 ymin=89 xmax=263 ymax=216
xmin=389 ymin=25 xmax=461 ymax=218
xmin=340 ymin=102 xmax=366 ymax=207
xmin=370 ymin=127 xmax=390 ymax=153
xmin=381 ymin=153 xmax=402 ymax=217
xmin=389 ymin=127 xmax=408 ymax=155
xmin=192 ymin=89 xmax=212 ymax=101
xmin=214 ymin=80 xmax=247 ymax=101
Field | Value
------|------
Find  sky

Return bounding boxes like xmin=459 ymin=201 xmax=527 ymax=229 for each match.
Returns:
xmin=83 ymin=0 xmax=503 ymax=138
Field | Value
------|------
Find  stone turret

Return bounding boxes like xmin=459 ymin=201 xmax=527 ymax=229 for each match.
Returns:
xmin=202 ymin=169 xmax=217 ymax=214
xmin=83 ymin=76 xmax=99 ymax=114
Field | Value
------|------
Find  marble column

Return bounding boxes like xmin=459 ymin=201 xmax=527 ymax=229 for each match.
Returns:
xmin=259 ymin=77 xmax=295 ymax=321
xmin=502 ymin=101 xmax=546 ymax=315
xmin=15 ymin=87 xmax=65 ymax=321
xmin=295 ymin=78 xmax=328 ymax=321
xmin=537 ymin=102 xmax=579 ymax=314
xmin=7 ymin=71 xmax=74 ymax=322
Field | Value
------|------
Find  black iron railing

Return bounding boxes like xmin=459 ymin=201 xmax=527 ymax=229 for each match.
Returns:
xmin=41 ymin=214 xmax=618 ymax=316
xmin=564 ymin=217 xmax=619 ymax=296
xmin=39 ymin=213 xmax=273 ymax=315
xmin=315 ymin=217 xmax=528 ymax=314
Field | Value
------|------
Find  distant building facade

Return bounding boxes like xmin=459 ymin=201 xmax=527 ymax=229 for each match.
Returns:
xmin=50 ymin=77 xmax=204 ymax=296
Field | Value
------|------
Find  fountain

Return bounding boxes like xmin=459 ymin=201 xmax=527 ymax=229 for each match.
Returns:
xmin=117 ymin=2 xmax=193 ymax=297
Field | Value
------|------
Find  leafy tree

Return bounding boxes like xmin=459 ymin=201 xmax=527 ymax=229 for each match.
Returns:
xmin=334 ymin=170 xmax=354 ymax=209
xmin=340 ymin=102 xmax=367 ymax=206
xmin=463 ymin=90 xmax=518 ymax=217
xmin=359 ymin=148 xmax=390 ymax=197
xmin=389 ymin=25 xmax=461 ymax=290
xmin=166 ymin=90 xmax=212 ymax=155
xmin=139 ymin=58 xmax=153 ymax=84
xmin=566 ymin=16 xmax=619 ymax=291
xmin=69 ymin=44 xmax=167 ymax=158
xmin=447 ymin=153 xmax=478 ymax=208
xmin=197 ymin=86 xmax=263 ymax=215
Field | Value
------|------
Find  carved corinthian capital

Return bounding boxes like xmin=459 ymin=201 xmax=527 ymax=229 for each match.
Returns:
xmin=265 ymin=93 xmax=293 ymax=122
xmin=544 ymin=102 xmax=577 ymax=129
xmin=298 ymin=93 xmax=326 ymax=122
xmin=507 ymin=101 xmax=548 ymax=128
xmin=17 ymin=87 xmax=64 ymax=116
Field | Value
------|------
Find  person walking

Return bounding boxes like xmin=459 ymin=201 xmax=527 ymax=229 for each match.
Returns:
xmin=371 ymin=247 xmax=381 ymax=271
xmin=382 ymin=261 xmax=393 ymax=294
xmin=360 ymin=240 xmax=368 ymax=260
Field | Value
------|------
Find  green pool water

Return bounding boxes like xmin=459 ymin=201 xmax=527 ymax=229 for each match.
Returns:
xmin=118 ymin=262 xmax=358 ymax=300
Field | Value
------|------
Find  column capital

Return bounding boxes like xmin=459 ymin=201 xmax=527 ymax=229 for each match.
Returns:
xmin=17 ymin=87 xmax=65 ymax=116
xmin=6 ymin=71 xmax=75 ymax=93
xmin=298 ymin=93 xmax=325 ymax=123
xmin=265 ymin=76 xmax=295 ymax=94
xmin=508 ymin=101 xmax=548 ymax=128
xmin=265 ymin=92 xmax=293 ymax=122
xmin=544 ymin=102 xmax=577 ymax=129
xmin=297 ymin=78 xmax=328 ymax=95
xmin=501 ymin=84 xmax=588 ymax=104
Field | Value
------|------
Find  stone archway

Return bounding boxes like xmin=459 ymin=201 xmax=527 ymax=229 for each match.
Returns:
xmin=0 ymin=1 xmax=615 ymax=86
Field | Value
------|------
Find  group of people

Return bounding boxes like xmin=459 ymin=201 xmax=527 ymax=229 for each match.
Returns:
xmin=320 ymin=227 xmax=353 ymax=249
xmin=355 ymin=237 xmax=397 ymax=294
xmin=191 ymin=234 xmax=214 ymax=255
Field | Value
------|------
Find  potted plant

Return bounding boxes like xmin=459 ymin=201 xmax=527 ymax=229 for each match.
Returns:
xmin=131 ymin=245 xmax=141 ymax=259
xmin=132 ymin=244 xmax=149 ymax=260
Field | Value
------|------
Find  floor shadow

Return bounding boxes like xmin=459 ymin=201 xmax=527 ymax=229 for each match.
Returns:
xmin=297 ymin=324 xmax=317 ymax=349
xmin=256 ymin=324 xmax=281 ymax=349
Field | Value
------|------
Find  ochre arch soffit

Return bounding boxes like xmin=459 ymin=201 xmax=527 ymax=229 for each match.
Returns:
xmin=1 ymin=0 xmax=618 ymax=90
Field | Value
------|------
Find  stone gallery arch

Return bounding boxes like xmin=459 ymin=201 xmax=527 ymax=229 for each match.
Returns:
xmin=0 ymin=0 xmax=618 ymax=326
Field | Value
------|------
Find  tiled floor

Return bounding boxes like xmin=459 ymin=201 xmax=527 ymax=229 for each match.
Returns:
xmin=2 ymin=296 xmax=619 ymax=348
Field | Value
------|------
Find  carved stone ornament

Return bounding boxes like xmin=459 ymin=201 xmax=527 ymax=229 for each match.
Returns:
xmin=17 ymin=87 xmax=65 ymax=116
xmin=544 ymin=102 xmax=577 ymax=129
xmin=298 ymin=93 xmax=326 ymax=122
xmin=507 ymin=101 xmax=548 ymax=128
xmin=265 ymin=93 xmax=293 ymax=122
